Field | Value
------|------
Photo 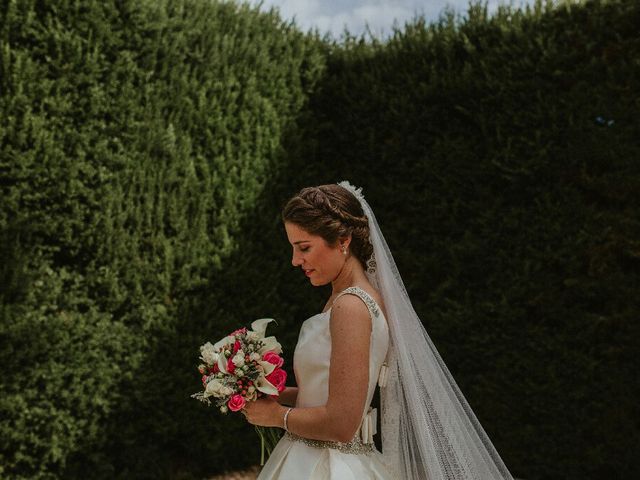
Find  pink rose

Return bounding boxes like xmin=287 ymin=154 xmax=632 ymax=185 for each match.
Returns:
xmin=227 ymin=394 xmax=246 ymax=412
xmin=233 ymin=340 xmax=241 ymax=353
xmin=262 ymin=352 xmax=284 ymax=368
xmin=226 ymin=357 xmax=236 ymax=374
xmin=266 ymin=368 xmax=287 ymax=393
xmin=201 ymin=375 xmax=208 ymax=385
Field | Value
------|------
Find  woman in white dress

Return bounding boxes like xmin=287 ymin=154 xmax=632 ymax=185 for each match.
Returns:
xmin=243 ymin=181 xmax=515 ymax=480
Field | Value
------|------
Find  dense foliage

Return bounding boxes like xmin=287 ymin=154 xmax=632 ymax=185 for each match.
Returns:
xmin=1 ymin=0 xmax=637 ymax=479
xmin=0 ymin=0 xmax=325 ymax=477
xmin=293 ymin=1 xmax=639 ymax=478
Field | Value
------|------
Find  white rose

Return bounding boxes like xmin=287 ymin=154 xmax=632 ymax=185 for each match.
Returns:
xmin=199 ymin=342 xmax=218 ymax=365
xmin=204 ymin=379 xmax=226 ymax=398
xmin=248 ymin=386 xmax=255 ymax=393
xmin=249 ymin=352 xmax=261 ymax=361
xmin=220 ymin=405 xmax=228 ymax=413
xmin=232 ymin=350 xmax=245 ymax=368
xmin=246 ymin=331 xmax=261 ymax=341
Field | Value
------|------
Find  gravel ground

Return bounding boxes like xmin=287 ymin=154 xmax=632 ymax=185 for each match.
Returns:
xmin=207 ymin=465 xmax=260 ymax=479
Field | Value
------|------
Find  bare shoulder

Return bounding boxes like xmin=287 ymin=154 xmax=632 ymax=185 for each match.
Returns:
xmin=329 ymin=293 xmax=372 ymax=331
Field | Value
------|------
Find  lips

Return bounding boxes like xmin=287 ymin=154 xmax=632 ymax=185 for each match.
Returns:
xmin=303 ymin=269 xmax=314 ymax=276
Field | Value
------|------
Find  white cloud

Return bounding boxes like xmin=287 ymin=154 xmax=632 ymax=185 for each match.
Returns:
xmin=324 ymin=4 xmax=416 ymax=38
xmin=248 ymin=0 xmax=533 ymax=40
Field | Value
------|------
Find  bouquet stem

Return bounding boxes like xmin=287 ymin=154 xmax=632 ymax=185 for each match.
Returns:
xmin=255 ymin=426 xmax=282 ymax=465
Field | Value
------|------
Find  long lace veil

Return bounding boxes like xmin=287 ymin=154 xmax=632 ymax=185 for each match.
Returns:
xmin=337 ymin=181 xmax=514 ymax=480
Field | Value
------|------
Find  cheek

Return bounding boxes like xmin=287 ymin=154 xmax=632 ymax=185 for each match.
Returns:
xmin=308 ymin=251 xmax=321 ymax=268
xmin=302 ymin=249 xmax=318 ymax=269
xmin=313 ymin=248 xmax=338 ymax=271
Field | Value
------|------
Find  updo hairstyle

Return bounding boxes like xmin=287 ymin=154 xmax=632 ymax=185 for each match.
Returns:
xmin=281 ymin=184 xmax=374 ymax=267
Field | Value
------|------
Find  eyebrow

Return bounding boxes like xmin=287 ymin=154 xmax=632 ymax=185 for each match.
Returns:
xmin=293 ymin=240 xmax=310 ymax=245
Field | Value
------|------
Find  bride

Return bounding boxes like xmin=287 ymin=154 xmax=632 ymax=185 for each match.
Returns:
xmin=242 ymin=181 xmax=514 ymax=479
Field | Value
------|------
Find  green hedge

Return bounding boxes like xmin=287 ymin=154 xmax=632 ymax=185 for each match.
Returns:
xmin=1 ymin=0 xmax=638 ymax=479
xmin=0 ymin=0 xmax=325 ymax=477
xmin=289 ymin=1 xmax=640 ymax=479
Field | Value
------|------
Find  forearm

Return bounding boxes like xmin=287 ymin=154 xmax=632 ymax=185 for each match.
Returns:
xmin=277 ymin=386 xmax=298 ymax=406
xmin=258 ymin=392 xmax=356 ymax=442
xmin=284 ymin=404 xmax=357 ymax=443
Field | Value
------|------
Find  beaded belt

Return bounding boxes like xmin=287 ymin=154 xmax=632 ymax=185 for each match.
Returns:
xmin=284 ymin=431 xmax=374 ymax=455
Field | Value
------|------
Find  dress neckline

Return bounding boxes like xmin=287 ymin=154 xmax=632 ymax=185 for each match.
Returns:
xmin=319 ymin=286 xmax=382 ymax=317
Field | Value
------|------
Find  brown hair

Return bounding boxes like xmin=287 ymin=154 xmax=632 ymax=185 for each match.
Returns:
xmin=281 ymin=184 xmax=373 ymax=267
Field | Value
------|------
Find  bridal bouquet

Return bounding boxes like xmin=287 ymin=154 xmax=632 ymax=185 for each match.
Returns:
xmin=192 ymin=318 xmax=286 ymax=464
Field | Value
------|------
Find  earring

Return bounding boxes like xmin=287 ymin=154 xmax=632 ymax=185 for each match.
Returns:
xmin=342 ymin=247 xmax=347 ymax=255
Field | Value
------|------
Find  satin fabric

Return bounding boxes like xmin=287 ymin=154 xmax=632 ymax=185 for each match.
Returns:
xmin=257 ymin=287 xmax=393 ymax=479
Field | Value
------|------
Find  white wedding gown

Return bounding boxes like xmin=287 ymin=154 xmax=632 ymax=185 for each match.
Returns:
xmin=257 ymin=286 xmax=394 ymax=479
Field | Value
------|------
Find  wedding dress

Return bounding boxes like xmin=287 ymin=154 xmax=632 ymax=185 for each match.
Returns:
xmin=257 ymin=286 xmax=393 ymax=479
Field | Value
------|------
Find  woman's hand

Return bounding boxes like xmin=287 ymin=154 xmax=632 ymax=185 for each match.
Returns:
xmin=242 ymin=397 xmax=286 ymax=428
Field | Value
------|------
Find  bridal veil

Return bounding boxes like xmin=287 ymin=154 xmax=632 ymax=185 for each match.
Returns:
xmin=337 ymin=180 xmax=514 ymax=480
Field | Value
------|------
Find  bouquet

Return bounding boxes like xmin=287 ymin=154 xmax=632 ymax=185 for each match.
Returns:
xmin=192 ymin=318 xmax=287 ymax=464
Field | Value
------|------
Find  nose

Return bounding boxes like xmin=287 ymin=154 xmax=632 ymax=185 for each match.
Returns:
xmin=291 ymin=250 xmax=302 ymax=267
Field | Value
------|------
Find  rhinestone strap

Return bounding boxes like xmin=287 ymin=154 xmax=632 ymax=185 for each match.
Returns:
xmin=284 ymin=431 xmax=375 ymax=455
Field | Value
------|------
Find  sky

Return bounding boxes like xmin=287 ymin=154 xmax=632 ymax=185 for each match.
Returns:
xmin=247 ymin=0 xmax=535 ymax=41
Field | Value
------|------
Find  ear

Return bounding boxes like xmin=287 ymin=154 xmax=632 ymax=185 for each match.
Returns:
xmin=339 ymin=234 xmax=352 ymax=250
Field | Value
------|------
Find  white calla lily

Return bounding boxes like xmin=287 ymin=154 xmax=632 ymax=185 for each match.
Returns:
xmin=258 ymin=360 xmax=276 ymax=376
xmin=217 ymin=352 xmax=228 ymax=374
xmin=255 ymin=374 xmax=278 ymax=395
xmin=259 ymin=336 xmax=282 ymax=354
xmin=250 ymin=318 xmax=275 ymax=338
xmin=213 ymin=335 xmax=235 ymax=350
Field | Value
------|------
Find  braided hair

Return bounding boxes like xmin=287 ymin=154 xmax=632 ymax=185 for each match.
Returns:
xmin=281 ymin=184 xmax=374 ymax=267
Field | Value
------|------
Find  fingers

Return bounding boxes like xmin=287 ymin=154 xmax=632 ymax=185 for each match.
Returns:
xmin=242 ymin=410 xmax=255 ymax=425
xmin=241 ymin=408 xmax=250 ymax=422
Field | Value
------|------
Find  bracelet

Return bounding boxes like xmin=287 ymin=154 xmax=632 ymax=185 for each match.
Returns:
xmin=283 ymin=407 xmax=293 ymax=431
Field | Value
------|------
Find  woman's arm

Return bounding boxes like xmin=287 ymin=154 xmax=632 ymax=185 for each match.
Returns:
xmin=244 ymin=294 xmax=371 ymax=443
xmin=277 ymin=386 xmax=298 ymax=406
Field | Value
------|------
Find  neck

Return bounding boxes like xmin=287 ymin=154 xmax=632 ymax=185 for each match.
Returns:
xmin=331 ymin=257 xmax=367 ymax=295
